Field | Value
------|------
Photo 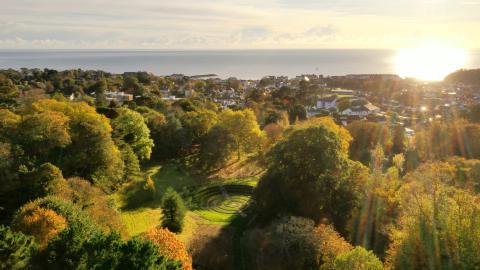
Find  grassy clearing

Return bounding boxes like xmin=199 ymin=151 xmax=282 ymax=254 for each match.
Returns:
xmin=120 ymin=207 xmax=162 ymax=237
xmin=113 ymin=161 xmax=261 ymax=240
xmin=114 ymin=163 xmax=203 ymax=237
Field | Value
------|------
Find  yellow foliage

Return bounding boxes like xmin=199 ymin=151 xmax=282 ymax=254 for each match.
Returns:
xmin=218 ymin=108 xmax=266 ymax=157
xmin=314 ymin=224 xmax=353 ymax=270
xmin=292 ymin=117 xmax=352 ymax=154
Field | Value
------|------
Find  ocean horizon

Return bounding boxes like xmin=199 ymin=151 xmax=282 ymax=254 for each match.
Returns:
xmin=1 ymin=49 xmax=479 ymax=80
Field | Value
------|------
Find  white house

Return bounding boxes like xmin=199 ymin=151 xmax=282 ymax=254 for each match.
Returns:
xmin=316 ymin=95 xmax=338 ymax=110
xmin=341 ymin=103 xmax=380 ymax=117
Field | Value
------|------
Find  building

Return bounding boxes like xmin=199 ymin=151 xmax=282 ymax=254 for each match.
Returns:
xmin=341 ymin=103 xmax=380 ymax=117
xmin=105 ymin=91 xmax=133 ymax=103
xmin=332 ymin=89 xmax=355 ymax=96
xmin=316 ymin=95 xmax=338 ymax=110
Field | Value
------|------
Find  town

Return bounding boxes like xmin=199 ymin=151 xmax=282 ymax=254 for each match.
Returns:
xmin=8 ymin=68 xmax=479 ymax=138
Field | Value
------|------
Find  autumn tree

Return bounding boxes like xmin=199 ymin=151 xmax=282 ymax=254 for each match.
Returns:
xmin=18 ymin=111 xmax=71 ymax=158
xmin=55 ymin=177 xmax=128 ymax=237
xmin=217 ymin=109 xmax=265 ymax=159
xmin=13 ymin=206 xmax=67 ymax=247
xmin=31 ymin=99 xmax=125 ymax=191
xmin=144 ymin=227 xmax=193 ymax=270
xmin=385 ymin=163 xmax=480 ymax=269
xmin=0 ymin=108 xmax=21 ymax=140
xmin=161 ymin=188 xmax=186 ymax=233
xmin=0 ymin=74 xmax=19 ymax=107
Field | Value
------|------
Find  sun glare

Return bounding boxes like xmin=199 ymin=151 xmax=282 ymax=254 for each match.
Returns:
xmin=395 ymin=47 xmax=466 ymax=81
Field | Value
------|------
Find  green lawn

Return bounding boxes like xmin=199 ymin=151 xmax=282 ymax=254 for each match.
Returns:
xmin=113 ymin=163 xmax=259 ymax=238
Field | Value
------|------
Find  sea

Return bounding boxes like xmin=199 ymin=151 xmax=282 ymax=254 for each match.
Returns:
xmin=0 ymin=49 xmax=479 ymax=80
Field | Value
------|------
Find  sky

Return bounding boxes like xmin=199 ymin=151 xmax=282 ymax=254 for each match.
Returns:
xmin=1 ymin=0 xmax=480 ymax=49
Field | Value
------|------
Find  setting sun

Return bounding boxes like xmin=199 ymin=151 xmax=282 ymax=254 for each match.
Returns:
xmin=395 ymin=47 xmax=467 ymax=81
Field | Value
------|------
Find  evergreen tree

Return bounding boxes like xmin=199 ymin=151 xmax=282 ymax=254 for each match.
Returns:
xmin=0 ymin=226 xmax=38 ymax=270
xmin=161 ymin=188 xmax=186 ymax=233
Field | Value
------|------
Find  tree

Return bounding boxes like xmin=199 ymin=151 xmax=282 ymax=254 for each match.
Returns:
xmin=36 ymin=223 xmax=181 ymax=270
xmin=347 ymin=121 xmax=391 ymax=165
xmin=244 ymin=216 xmax=352 ymax=270
xmin=288 ymin=104 xmax=307 ymax=124
xmin=334 ymin=247 xmax=383 ymax=270
xmin=0 ymin=108 xmax=21 ymax=140
xmin=337 ymin=98 xmax=351 ymax=112
xmin=24 ymin=163 xmax=67 ymax=201
xmin=391 ymin=125 xmax=405 ymax=155
xmin=112 ymin=107 xmax=154 ymax=161
xmin=263 ymin=123 xmax=285 ymax=147
xmin=385 ymin=164 xmax=480 ymax=270
xmin=31 ymin=99 xmax=125 ymax=191
xmin=180 ymin=109 xmax=218 ymax=145
xmin=144 ymin=227 xmax=193 ymax=270
xmin=196 ymin=126 xmax=236 ymax=171
xmin=13 ymin=206 xmax=67 ymax=247
xmin=0 ymin=225 xmax=38 ymax=270
xmin=90 ymin=78 xmax=108 ymax=107
xmin=217 ymin=109 xmax=265 ymax=159
xmin=19 ymin=110 xmax=71 ymax=157
xmin=144 ymin=176 xmax=156 ymax=201
xmin=0 ymin=74 xmax=19 ymax=107
xmin=123 ymin=76 xmax=143 ymax=95
xmin=161 ymin=188 xmax=186 ymax=233
xmin=254 ymin=117 xmax=368 ymax=233
xmin=55 ymin=177 xmax=128 ymax=237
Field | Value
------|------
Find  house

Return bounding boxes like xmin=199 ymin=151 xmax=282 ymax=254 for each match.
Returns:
xmin=105 ymin=91 xmax=133 ymax=103
xmin=332 ymin=89 xmax=355 ymax=96
xmin=341 ymin=103 xmax=380 ymax=117
xmin=316 ymin=95 xmax=338 ymax=110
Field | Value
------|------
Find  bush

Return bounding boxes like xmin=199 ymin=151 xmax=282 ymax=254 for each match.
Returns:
xmin=334 ymin=247 xmax=383 ymax=270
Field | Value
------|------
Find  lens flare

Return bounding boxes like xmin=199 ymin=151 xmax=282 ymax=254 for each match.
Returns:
xmin=395 ymin=47 xmax=466 ymax=81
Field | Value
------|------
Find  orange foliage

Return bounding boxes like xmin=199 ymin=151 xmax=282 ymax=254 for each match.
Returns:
xmin=14 ymin=205 xmax=67 ymax=247
xmin=144 ymin=227 xmax=192 ymax=270
xmin=314 ymin=224 xmax=353 ymax=269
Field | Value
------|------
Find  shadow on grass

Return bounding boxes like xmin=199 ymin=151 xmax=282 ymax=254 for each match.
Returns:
xmin=120 ymin=163 xmax=200 ymax=210
xmin=190 ymin=207 xmax=257 ymax=270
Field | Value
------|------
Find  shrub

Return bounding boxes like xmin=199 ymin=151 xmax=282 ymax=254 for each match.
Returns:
xmin=334 ymin=247 xmax=383 ymax=270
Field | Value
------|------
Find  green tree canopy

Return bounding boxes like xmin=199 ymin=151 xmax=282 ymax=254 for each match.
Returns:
xmin=255 ymin=117 xmax=368 ymax=232
xmin=0 ymin=225 xmax=38 ymax=270
xmin=112 ymin=107 xmax=154 ymax=161
xmin=334 ymin=247 xmax=383 ymax=270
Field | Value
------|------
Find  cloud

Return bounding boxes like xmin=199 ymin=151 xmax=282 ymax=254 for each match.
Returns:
xmin=0 ymin=0 xmax=479 ymax=49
